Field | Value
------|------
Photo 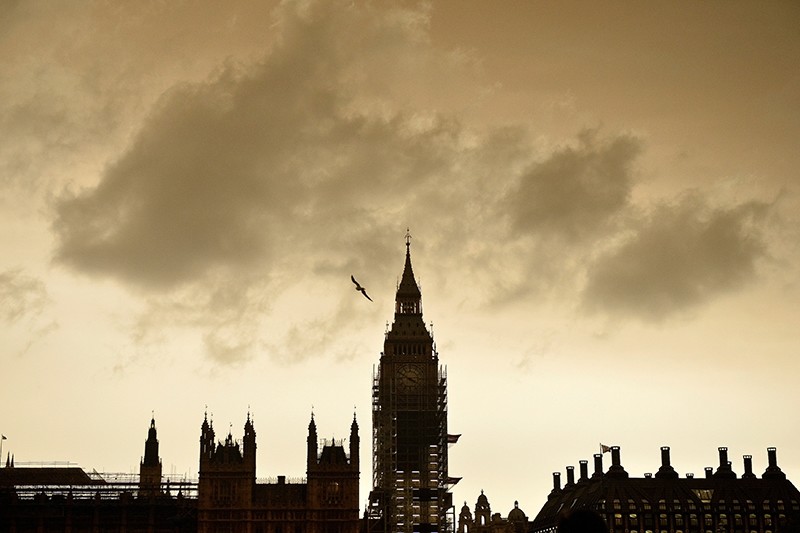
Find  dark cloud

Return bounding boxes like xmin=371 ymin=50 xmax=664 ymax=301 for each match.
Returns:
xmin=507 ymin=130 xmax=642 ymax=242
xmin=581 ymin=194 xmax=770 ymax=321
xmin=50 ymin=0 xmax=495 ymax=363
xmin=0 ymin=269 xmax=48 ymax=324
xmin=51 ymin=1 xmax=480 ymax=293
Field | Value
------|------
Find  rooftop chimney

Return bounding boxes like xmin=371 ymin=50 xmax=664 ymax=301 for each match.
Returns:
xmin=565 ymin=466 xmax=575 ymax=488
xmin=606 ymin=446 xmax=629 ymax=479
xmin=655 ymin=446 xmax=679 ymax=479
xmin=592 ymin=454 xmax=603 ymax=479
xmin=705 ymin=467 xmax=713 ymax=479
xmin=579 ymin=460 xmax=589 ymax=482
xmin=742 ymin=455 xmax=756 ymax=479
xmin=714 ymin=447 xmax=736 ymax=479
xmin=548 ymin=472 xmax=562 ymax=499
xmin=763 ymin=447 xmax=786 ymax=480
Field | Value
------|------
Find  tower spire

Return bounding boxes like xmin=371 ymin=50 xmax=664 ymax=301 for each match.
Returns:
xmin=140 ymin=415 xmax=162 ymax=497
xmin=396 ymin=229 xmax=422 ymax=314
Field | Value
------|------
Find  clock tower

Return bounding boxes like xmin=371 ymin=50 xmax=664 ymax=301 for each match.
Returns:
xmin=368 ymin=232 xmax=456 ymax=533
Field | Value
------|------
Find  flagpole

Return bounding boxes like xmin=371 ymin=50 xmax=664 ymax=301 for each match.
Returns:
xmin=0 ymin=435 xmax=4 ymax=467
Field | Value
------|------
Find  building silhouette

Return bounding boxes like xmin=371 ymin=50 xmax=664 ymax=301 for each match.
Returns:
xmin=140 ymin=416 xmax=164 ymax=499
xmin=0 ymin=412 xmax=360 ymax=532
xmin=458 ymin=491 xmax=530 ymax=533
xmin=0 ymin=417 xmax=197 ymax=531
xmin=366 ymin=233 xmax=458 ymax=533
xmin=530 ymin=445 xmax=800 ymax=533
xmin=197 ymin=411 xmax=360 ymax=533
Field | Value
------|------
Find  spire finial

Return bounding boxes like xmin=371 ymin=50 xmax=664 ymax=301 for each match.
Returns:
xmin=405 ymin=228 xmax=411 ymax=250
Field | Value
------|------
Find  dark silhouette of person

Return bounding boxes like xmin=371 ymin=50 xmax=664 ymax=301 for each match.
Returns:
xmin=557 ymin=509 xmax=609 ymax=533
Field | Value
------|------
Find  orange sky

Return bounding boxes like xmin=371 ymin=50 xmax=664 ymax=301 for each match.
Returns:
xmin=1 ymin=0 xmax=799 ymax=517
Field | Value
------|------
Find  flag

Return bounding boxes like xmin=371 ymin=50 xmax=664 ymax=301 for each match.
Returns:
xmin=600 ymin=443 xmax=611 ymax=453
xmin=1 ymin=435 xmax=6 ymax=440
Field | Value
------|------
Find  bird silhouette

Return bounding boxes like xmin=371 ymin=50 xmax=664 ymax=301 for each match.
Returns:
xmin=351 ymin=275 xmax=373 ymax=301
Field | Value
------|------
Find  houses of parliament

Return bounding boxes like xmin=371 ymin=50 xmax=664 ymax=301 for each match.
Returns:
xmin=2 ymin=235 xmax=799 ymax=533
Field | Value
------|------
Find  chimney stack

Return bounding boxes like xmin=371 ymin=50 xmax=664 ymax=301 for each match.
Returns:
xmin=705 ymin=467 xmax=713 ymax=479
xmin=565 ymin=466 xmax=575 ymax=488
xmin=606 ymin=446 xmax=629 ymax=479
xmin=592 ymin=454 xmax=603 ymax=479
xmin=612 ymin=446 xmax=621 ymax=467
xmin=548 ymin=472 xmax=562 ymax=499
xmin=742 ymin=455 xmax=755 ymax=479
xmin=714 ymin=447 xmax=736 ymax=479
xmin=763 ymin=447 xmax=786 ymax=480
xmin=579 ymin=460 xmax=589 ymax=482
xmin=656 ymin=446 xmax=678 ymax=479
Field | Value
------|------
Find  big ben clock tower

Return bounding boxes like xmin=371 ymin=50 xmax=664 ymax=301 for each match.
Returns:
xmin=368 ymin=231 xmax=457 ymax=533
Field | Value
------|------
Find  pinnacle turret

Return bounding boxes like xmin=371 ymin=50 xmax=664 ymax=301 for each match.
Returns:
xmin=142 ymin=416 xmax=160 ymax=467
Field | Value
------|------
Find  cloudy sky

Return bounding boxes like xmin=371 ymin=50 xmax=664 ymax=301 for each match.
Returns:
xmin=2 ymin=0 xmax=799 ymax=516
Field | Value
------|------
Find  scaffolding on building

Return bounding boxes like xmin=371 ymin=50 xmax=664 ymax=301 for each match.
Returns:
xmin=368 ymin=358 xmax=454 ymax=533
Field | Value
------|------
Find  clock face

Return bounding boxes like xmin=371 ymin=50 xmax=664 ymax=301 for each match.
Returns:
xmin=397 ymin=364 xmax=423 ymax=391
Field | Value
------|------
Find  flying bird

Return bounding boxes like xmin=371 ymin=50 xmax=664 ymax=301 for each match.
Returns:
xmin=351 ymin=275 xmax=373 ymax=302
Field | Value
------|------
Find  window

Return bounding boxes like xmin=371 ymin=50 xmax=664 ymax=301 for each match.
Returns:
xmin=693 ymin=489 xmax=714 ymax=503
